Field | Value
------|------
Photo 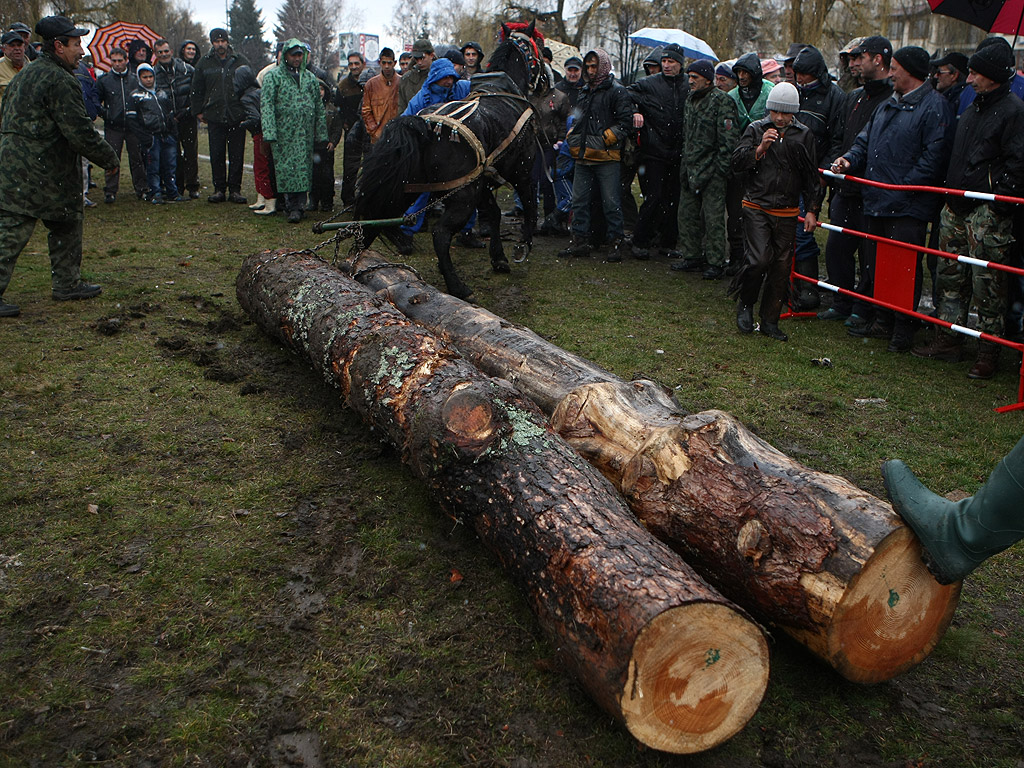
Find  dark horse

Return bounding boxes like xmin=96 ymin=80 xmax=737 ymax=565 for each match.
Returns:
xmin=354 ymin=23 xmax=542 ymax=299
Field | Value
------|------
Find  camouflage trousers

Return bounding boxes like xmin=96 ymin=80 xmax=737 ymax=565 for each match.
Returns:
xmin=0 ymin=210 xmax=84 ymax=298
xmin=936 ymin=204 xmax=1015 ymax=338
xmin=677 ymin=173 xmax=727 ymax=267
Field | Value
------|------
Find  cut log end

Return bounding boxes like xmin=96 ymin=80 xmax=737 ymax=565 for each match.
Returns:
xmin=821 ymin=525 xmax=962 ymax=683
xmin=441 ymin=385 xmax=500 ymax=455
xmin=620 ymin=602 xmax=769 ymax=754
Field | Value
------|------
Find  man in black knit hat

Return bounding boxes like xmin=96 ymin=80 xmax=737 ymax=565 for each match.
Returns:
xmin=912 ymin=37 xmax=1024 ymax=378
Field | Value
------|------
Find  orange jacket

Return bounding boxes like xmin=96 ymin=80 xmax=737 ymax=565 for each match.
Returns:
xmin=361 ymin=72 xmax=401 ymax=143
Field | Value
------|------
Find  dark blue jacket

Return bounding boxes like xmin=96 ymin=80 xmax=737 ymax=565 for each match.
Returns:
xmin=842 ymin=82 xmax=954 ymax=220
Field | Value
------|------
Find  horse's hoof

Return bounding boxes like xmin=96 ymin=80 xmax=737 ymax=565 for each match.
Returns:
xmin=492 ymin=258 xmax=511 ymax=274
xmin=512 ymin=242 xmax=531 ymax=264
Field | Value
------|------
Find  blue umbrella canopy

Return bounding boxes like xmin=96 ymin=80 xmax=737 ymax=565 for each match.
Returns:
xmin=628 ymin=27 xmax=718 ymax=61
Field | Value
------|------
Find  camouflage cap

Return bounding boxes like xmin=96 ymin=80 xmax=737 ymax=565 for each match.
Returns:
xmin=840 ymin=37 xmax=866 ymax=57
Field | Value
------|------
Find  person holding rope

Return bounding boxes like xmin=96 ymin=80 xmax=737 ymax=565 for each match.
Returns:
xmin=911 ymin=38 xmax=1024 ymax=378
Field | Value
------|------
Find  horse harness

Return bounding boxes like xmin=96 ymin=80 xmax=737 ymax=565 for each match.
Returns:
xmin=404 ymin=92 xmax=535 ymax=194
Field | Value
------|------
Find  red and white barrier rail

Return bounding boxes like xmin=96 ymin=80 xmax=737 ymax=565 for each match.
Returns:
xmin=790 ymin=171 xmax=1024 ymax=411
xmin=821 ymin=169 xmax=1024 ymax=208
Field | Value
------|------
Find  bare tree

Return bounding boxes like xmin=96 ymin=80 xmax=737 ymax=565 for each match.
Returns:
xmin=502 ymin=0 xmax=604 ymax=48
xmin=386 ymin=0 xmax=433 ymax=48
xmin=432 ymin=0 xmax=505 ymax=52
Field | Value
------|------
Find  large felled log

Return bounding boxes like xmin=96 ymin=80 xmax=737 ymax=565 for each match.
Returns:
xmin=341 ymin=249 xmax=962 ymax=684
xmin=236 ymin=249 xmax=770 ymax=754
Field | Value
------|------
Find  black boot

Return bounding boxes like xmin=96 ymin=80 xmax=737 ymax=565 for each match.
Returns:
xmin=736 ymin=302 xmax=754 ymax=334
xmin=791 ymin=258 xmax=820 ymax=311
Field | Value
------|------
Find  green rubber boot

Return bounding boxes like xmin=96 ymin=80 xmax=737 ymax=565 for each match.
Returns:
xmin=882 ymin=437 xmax=1024 ymax=584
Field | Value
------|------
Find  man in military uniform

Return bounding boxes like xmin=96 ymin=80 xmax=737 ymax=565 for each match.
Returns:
xmin=397 ymin=39 xmax=434 ymax=114
xmin=673 ymin=59 xmax=740 ymax=279
xmin=0 ymin=16 xmax=120 ymax=318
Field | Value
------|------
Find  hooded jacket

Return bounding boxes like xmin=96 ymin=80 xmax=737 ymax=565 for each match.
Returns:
xmin=461 ymin=42 xmax=484 ymax=76
xmin=729 ymin=53 xmax=774 ymax=131
xmin=842 ymin=82 xmax=954 ymax=220
xmin=566 ymin=49 xmax=633 ymax=163
xmin=97 ymin=65 xmax=140 ymax=129
xmin=179 ymin=40 xmax=201 ymax=68
xmin=945 ymin=80 xmax=1024 ymax=216
xmin=792 ymin=45 xmax=846 ymax=165
xmin=234 ymin=64 xmax=262 ymax=134
xmin=189 ymin=43 xmax=249 ymax=124
xmin=627 ymin=68 xmax=688 ymax=160
xmin=127 ymin=63 xmax=175 ymax=143
xmin=402 ymin=57 xmax=471 ymax=115
xmin=127 ymin=39 xmax=152 ymax=73
xmin=260 ymin=39 xmax=327 ymax=193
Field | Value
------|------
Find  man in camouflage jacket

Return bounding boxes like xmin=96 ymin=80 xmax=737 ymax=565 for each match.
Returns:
xmin=673 ymin=59 xmax=740 ymax=279
xmin=0 ymin=16 xmax=120 ymax=317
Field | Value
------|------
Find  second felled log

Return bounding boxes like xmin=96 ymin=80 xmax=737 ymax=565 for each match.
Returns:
xmin=236 ymin=249 xmax=770 ymax=754
xmin=341 ymin=249 xmax=962 ymax=684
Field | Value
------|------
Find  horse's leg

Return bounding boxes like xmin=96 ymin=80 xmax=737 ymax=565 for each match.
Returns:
xmin=511 ymin=164 xmax=535 ymax=264
xmin=478 ymin=187 xmax=508 ymax=273
xmin=433 ymin=192 xmax=475 ymax=299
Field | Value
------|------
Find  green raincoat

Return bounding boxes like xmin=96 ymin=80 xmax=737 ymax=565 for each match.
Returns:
xmin=260 ymin=40 xmax=327 ymax=194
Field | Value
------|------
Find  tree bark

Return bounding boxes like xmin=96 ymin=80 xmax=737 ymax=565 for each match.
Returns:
xmin=236 ymin=249 xmax=770 ymax=753
xmin=341 ymin=249 xmax=962 ymax=684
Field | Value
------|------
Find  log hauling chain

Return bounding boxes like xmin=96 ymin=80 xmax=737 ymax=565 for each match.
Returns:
xmin=295 ymin=90 xmax=534 ymax=263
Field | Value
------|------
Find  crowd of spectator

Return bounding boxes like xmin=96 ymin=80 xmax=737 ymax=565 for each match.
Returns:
xmin=2 ymin=17 xmax=1023 ymax=384
xmin=547 ymin=34 xmax=1024 ymax=380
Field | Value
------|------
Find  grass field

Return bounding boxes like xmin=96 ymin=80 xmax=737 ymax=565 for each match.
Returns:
xmin=1 ymin=134 xmax=1022 ymax=767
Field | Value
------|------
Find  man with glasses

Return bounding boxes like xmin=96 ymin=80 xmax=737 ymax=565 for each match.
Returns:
xmin=930 ymin=51 xmax=968 ymax=111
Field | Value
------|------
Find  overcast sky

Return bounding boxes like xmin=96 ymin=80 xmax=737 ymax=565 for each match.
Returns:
xmin=187 ymin=0 xmax=403 ymax=54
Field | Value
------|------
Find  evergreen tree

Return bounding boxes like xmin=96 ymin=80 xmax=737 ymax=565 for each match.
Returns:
xmin=230 ymin=0 xmax=270 ymax=68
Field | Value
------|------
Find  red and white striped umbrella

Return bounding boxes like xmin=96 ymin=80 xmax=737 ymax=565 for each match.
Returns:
xmin=88 ymin=21 xmax=162 ymax=72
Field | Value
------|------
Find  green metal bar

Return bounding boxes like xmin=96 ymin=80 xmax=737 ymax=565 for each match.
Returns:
xmin=312 ymin=217 xmax=407 ymax=234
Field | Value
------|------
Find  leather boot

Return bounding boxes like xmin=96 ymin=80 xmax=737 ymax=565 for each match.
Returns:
xmin=911 ymin=330 xmax=962 ymax=362
xmin=967 ymin=341 xmax=1000 ymax=379
xmin=758 ymin=322 xmax=788 ymax=342
xmin=557 ymin=238 xmax=591 ymax=258
xmin=882 ymin=437 xmax=1024 ymax=584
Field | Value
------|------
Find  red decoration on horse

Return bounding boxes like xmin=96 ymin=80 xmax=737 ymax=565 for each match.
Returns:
xmin=500 ymin=21 xmax=543 ymax=59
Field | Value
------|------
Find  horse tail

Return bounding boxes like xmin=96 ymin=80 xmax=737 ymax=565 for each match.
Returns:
xmin=356 ymin=116 xmax=434 ymax=220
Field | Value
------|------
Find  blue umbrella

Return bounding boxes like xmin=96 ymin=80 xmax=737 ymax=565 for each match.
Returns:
xmin=628 ymin=27 xmax=718 ymax=61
